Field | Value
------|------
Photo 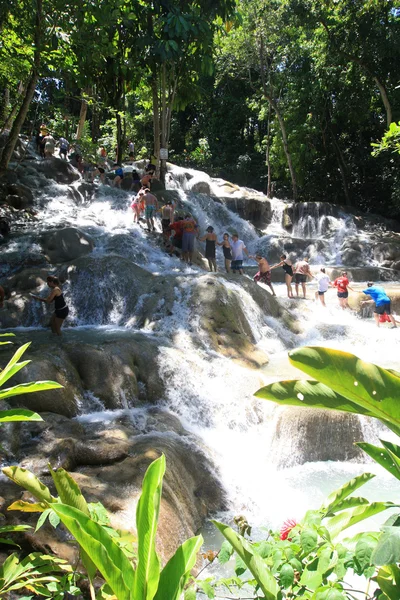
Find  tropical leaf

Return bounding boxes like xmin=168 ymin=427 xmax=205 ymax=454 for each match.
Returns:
xmin=0 ymin=342 xmax=32 ymax=388
xmin=0 ymin=380 xmax=63 ymax=401
xmin=326 ymin=502 xmax=395 ymax=539
xmin=254 ymin=379 xmax=376 ymax=417
xmin=287 ymin=347 xmax=400 ymax=432
xmin=8 ymin=500 xmax=47 ymax=512
xmin=2 ymin=466 xmax=55 ymax=504
xmin=357 ymin=442 xmax=400 ymax=481
xmin=371 ymin=526 xmax=400 ymax=565
xmin=49 ymin=503 xmax=135 ymax=600
xmin=154 ymin=535 xmax=203 ymax=600
xmin=133 ymin=454 xmax=165 ymax=600
xmin=213 ymin=521 xmax=279 ymax=600
xmin=321 ymin=473 xmax=375 ymax=515
xmin=0 ymin=409 xmax=42 ymax=422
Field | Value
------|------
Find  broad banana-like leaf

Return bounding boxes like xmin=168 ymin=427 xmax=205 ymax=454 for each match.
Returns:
xmin=255 ymin=379 xmax=376 ymax=417
xmin=287 ymin=347 xmax=400 ymax=432
xmin=375 ymin=565 xmax=400 ymax=599
xmin=321 ymin=473 xmax=375 ymax=515
xmin=0 ymin=342 xmax=32 ymax=388
xmin=49 ymin=467 xmax=97 ymax=583
xmin=8 ymin=500 xmax=47 ymax=512
xmin=50 ymin=503 xmax=135 ymax=600
xmin=0 ymin=409 xmax=42 ymax=422
xmin=326 ymin=502 xmax=396 ymax=539
xmin=2 ymin=466 xmax=55 ymax=504
xmin=357 ymin=442 xmax=400 ymax=481
xmin=133 ymin=454 xmax=165 ymax=600
xmin=372 ymin=527 xmax=400 ymax=566
xmin=0 ymin=380 xmax=63 ymax=401
xmin=213 ymin=521 xmax=279 ymax=600
xmin=154 ymin=535 xmax=203 ymax=600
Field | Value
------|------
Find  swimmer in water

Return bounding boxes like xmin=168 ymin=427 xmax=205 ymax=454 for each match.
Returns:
xmin=31 ymin=276 xmax=69 ymax=336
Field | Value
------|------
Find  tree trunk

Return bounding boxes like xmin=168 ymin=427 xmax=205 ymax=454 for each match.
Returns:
xmin=373 ymin=76 xmax=392 ymax=127
xmin=266 ymin=102 xmax=272 ymax=198
xmin=151 ymin=68 xmax=160 ymax=172
xmin=116 ymin=110 xmax=123 ymax=164
xmin=0 ymin=87 xmax=10 ymax=124
xmin=0 ymin=0 xmax=42 ymax=171
xmin=1 ymin=101 xmax=20 ymax=135
xmin=76 ymin=91 xmax=88 ymax=140
xmin=159 ymin=63 xmax=168 ymax=184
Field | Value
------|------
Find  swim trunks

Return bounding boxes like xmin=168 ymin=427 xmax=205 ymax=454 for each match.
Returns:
xmin=374 ymin=302 xmax=391 ymax=315
xmin=295 ymin=273 xmax=307 ymax=284
xmin=146 ymin=206 xmax=155 ymax=218
xmin=337 ymin=291 xmax=348 ymax=299
xmin=231 ymin=260 xmax=243 ymax=272
xmin=254 ymin=270 xmax=271 ymax=284
xmin=182 ymin=232 xmax=195 ymax=252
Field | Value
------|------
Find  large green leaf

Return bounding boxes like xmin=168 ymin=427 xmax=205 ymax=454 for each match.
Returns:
xmin=321 ymin=473 xmax=375 ymax=515
xmin=326 ymin=502 xmax=395 ymax=539
xmin=0 ymin=408 xmax=42 ymax=422
xmin=357 ymin=443 xmax=400 ymax=481
xmin=0 ymin=342 xmax=32 ymax=388
xmin=213 ymin=521 xmax=279 ymax=600
xmin=154 ymin=535 xmax=203 ymax=600
xmin=0 ymin=380 xmax=63 ymax=401
xmin=3 ymin=466 xmax=55 ymax=504
xmin=50 ymin=503 xmax=135 ymax=600
xmin=375 ymin=565 xmax=400 ymax=600
xmin=287 ymin=347 xmax=400 ymax=431
xmin=254 ymin=379 xmax=376 ymax=417
xmin=133 ymin=454 xmax=165 ymax=600
xmin=372 ymin=526 xmax=400 ymax=565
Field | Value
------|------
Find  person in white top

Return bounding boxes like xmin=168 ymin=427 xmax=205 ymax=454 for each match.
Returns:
xmin=314 ymin=268 xmax=331 ymax=307
xmin=230 ymin=233 xmax=249 ymax=275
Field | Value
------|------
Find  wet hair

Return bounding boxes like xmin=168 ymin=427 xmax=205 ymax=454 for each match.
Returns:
xmin=256 ymin=254 xmax=262 ymax=260
xmin=367 ymin=281 xmax=374 ymax=287
xmin=206 ymin=226 xmax=214 ymax=232
xmin=232 ymin=232 xmax=238 ymax=238
xmin=223 ymin=232 xmax=229 ymax=238
xmin=280 ymin=254 xmax=287 ymax=259
xmin=185 ymin=214 xmax=191 ymax=218
xmin=320 ymin=268 xmax=326 ymax=273
xmin=47 ymin=275 xmax=60 ymax=286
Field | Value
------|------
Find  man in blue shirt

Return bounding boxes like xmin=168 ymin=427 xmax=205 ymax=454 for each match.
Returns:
xmin=360 ymin=281 xmax=397 ymax=328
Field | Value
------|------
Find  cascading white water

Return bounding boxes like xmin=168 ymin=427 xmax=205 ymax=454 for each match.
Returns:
xmin=1 ymin=163 xmax=400 ymax=536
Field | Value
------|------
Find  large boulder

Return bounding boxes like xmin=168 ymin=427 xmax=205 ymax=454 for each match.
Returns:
xmin=40 ymin=227 xmax=95 ymax=263
xmin=271 ymin=407 xmax=365 ymax=468
xmin=29 ymin=157 xmax=80 ymax=185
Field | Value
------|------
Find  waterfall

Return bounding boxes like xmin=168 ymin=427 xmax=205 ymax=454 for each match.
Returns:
xmin=1 ymin=161 xmax=399 ymax=533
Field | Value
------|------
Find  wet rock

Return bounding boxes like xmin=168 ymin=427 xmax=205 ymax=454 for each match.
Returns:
xmin=191 ymin=181 xmax=211 ymax=194
xmin=29 ymin=157 xmax=80 ymax=184
xmin=40 ymin=227 xmax=95 ymax=263
xmin=271 ymin=407 xmax=365 ymax=468
xmin=218 ymin=196 xmax=272 ymax=229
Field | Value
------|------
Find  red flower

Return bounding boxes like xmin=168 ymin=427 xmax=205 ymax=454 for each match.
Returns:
xmin=280 ymin=518 xmax=298 ymax=541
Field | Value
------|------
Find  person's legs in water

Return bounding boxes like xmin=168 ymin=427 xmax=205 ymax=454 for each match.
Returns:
xmin=54 ymin=316 xmax=65 ymax=336
xmin=301 ymin=281 xmax=307 ymax=299
xmin=211 ymin=258 xmax=217 ymax=272
xmin=207 ymin=258 xmax=213 ymax=272
xmin=50 ymin=314 xmax=57 ymax=335
xmin=225 ymin=259 xmax=231 ymax=273
xmin=318 ymin=291 xmax=326 ymax=307
xmin=287 ymin=274 xmax=294 ymax=298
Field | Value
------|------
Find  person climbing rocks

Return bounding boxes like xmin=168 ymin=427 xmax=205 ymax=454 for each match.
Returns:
xmin=199 ymin=226 xmax=218 ymax=272
xmin=141 ymin=163 xmax=156 ymax=189
xmin=270 ymin=254 xmax=294 ymax=298
xmin=43 ymin=133 xmax=56 ymax=158
xmin=161 ymin=201 xmax=174 ymax=242
xmin=182 ymin=214 xmax=198 ymax=265
xmin=58 ymin=136 xmax=69 ymax=159
xmin=250 ymin=254 xmax=276 ymax=296
xmin=333 ymin=271 xmax=354 ymax=309
xmin=112 ymin=164 xmax=124 ymax=188
xmin=217 ymin=233 xmax=232 ymax=273
xmin=131 ymin=189 xmax=144 ymax=224
xmin=313 ymin=267 xmax=331 ymax=307
xmin=143 ymin=189 xmax=158 ymax=231
xmin=168 ymin=218 xmax=184 ymax=254
xmin=294 ymin=258 xmax=312 ymax=298
xmin=30 ymin=275 xmax=69 ymax=336
xmin=359 ymin=281 xmax=397 ymax=328
xmin=230 ymin=233 xmax=249 ymax=275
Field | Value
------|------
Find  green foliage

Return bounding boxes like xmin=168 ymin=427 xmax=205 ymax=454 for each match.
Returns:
xmin=3 ymin=455 xmax=203 ymax=600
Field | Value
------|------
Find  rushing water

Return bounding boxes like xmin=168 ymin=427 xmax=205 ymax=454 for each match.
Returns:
xmin=1 ymin=161 xmax=400 ymax=582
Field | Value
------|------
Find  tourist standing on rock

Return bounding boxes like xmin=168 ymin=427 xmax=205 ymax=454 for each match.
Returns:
xmin=230 ymin=233 xmax=249 ymax=275
xmin=168 ymin=218 xmax=184 ymax=254
xmin=250 ymin=255 xmax=276 ymax=296
xmin=143 ymin=189 xmax=158 ymax=232
xmin=131 ymin=189 xmax=144 ymax=224
xmin=294 ymin=258 xmax=312 ymax=298
xmin=31 ymin=276 xmax=69 ymax=336
xmin=270 ymin=254 xmax=294 ymax=298
xmin=359 ymin=281 xmax=397 ymax=328
xmin=141 ymin=163 xmax=156 ymax=189
xmin=182 ymin=214 xmax=198 ymax=265
xmin=313 ymin=268 xmax=331 ymax=307
xmin=333 ymin=271 xmax=354 ymax=309
xmin=217 ymin=233 xmax=232 ymax=273
xmin=43 ymin=133 xmax=56 ymax=158
xmin=199 ymin=226 xmax=218 ymax=272
xmin=58 ymin=136 xmax=69 ymax=159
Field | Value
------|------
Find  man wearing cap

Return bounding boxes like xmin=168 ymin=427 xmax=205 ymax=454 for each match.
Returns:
xmin=360 ymin=282 xmax=397 ymax=328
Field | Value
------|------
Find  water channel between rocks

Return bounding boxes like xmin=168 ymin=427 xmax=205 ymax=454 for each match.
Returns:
xmin=1 ymin=158 xmax=400 ymax=595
